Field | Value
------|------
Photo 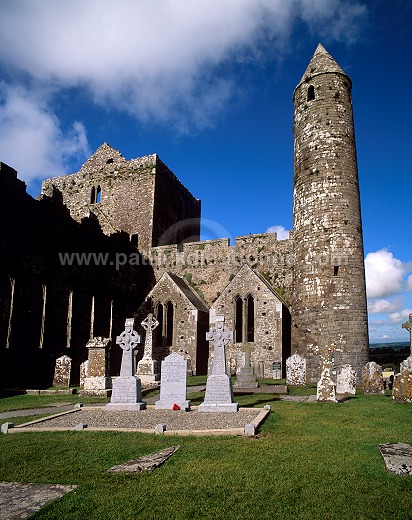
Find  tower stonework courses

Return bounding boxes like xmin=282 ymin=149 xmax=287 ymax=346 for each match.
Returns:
xmin=292 ymin=44 xmax=369 ymax=381
xmin=0 ymin=44 xmax=370 ymax=388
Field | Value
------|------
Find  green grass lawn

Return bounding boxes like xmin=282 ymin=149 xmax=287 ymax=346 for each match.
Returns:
xmin=1 ymin=392 xmax=412 ymax=519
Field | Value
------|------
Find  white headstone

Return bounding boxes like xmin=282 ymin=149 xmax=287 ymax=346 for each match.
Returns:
xmin=199 ymin=321 xmax=239 ymax=412
xmin=336 ymin=364 xmax=357 ymax=395
xmin=105 ymin=318 xmax=146 ymax=411
xmin=286 ymin=354 xmax=306 ymax=385
xmin=155 ymin=353 xmax=190 ymax=410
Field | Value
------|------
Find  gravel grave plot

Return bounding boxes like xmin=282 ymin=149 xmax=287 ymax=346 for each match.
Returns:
xmin=20 ymin=407 xmax=263 ymax=431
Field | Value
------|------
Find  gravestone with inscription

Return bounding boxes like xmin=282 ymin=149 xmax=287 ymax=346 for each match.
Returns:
xmin=105 ymin=318 xmax=146 ymax=411
xmin=136 ymin=313 xmax=160 ymax=386
xmin=199 ymin=318 xmax=238 ymax=412
xmin=155 ymin=352 xmax=190 ymax=410
xmin=53 ymin=355 xmax=72 ymax=387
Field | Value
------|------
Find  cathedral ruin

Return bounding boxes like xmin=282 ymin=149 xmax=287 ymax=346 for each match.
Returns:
xmin=0 ymin=44 xmax=369 ymax=387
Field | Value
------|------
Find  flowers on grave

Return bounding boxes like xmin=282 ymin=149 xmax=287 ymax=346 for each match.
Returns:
xmin=172 ymin=404 xmax=180 ymax=411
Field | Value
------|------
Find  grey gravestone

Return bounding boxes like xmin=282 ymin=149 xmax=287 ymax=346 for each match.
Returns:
xmin=136 ymin=313 xmax=160 ymax=386
xmin=199 ymin=318 xmax=239 ymax=412
xmin=105 ymin=318 xmax=146 ymax=411
xmin=379 ymin=443 xmax=412 ymax=476
xmin=155 ymin=352 xmax=190 ymax=410
xmin=336 ymin=364 xmax=357 ymax=395
xmin=0 ymin=482 xmax=77 ymax=520
xmin=108 ymin=446 xmax=179 ymax=473
xmin=272 ymin=360 xmax=282 ymax=380
xmin=53 ymin=355 xmax=72 ymax=387
xmin=234 ymin=344 xmax=258 ymax=389
xmin=286 ymin=354 xmax=306 ymax=385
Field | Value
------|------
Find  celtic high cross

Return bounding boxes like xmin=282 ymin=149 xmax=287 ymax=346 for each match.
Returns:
xmin=141 ymin=313 xmax=159 ymax=359
xmin=402 ymin=313 xmax=412 ymax=354
xmin=116 ymin=318 xmax=141 ymax=377
xmin=206 ymin=319 xmax=233 ymax=375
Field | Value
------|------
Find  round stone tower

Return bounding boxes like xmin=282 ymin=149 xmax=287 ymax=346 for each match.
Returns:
xmin=292 ymin=44 xmax=369 ymax=382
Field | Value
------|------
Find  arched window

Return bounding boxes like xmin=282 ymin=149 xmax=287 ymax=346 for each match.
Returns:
xmin=235 ymin=297 xmax=243 ymax=343
xmin=246 ymin=295 xmax=255 ymax=342
xmin=166 ymin=301 xmax=174 ymax=346
xmin=155 ymin=303 xmax=164 ymax=348
xmin=90 ymin=185 xmax=102 ymax=204
xmin=95 ymin=185 xmax=102 ymax=203
xmin=307 ymin=85 xmax=315 ymax=101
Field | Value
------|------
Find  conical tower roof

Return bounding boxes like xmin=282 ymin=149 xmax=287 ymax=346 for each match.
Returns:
xmin=296 ymin=43 xmax=349 ymax=88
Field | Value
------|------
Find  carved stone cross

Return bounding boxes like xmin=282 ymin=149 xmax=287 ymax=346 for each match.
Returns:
xmin=402 ymin=313 xmax=412 ymax=353
xmin=206 ymin=321 xmax=233 ymax=375
xmin=141 ymin=313 xmax=159 ymax=359
xmin=244 ymin=343 xmax=252 ymax=368
xmin=116 ymin=318 xmax=141 ymax=377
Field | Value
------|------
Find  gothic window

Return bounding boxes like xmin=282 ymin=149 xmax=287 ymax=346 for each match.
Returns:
xmin=307 ymin=85 xmax=315 ymax=101
xmin=166 ymin=301 xmax=174 ymax=346
xmin=334 ymin=265 xmax=340 ymax=276
xmin=246 ymin=295 xmax=255 ymax=343
xmin=95 ymin=185 xmax=102 ymax=203
xmin=235 ymin=297 xmax=243 ymax=344
xmin=90 ymin=185 xmax=102 ymax=204
xmin=155 ymin=303 xmax=164 ymax=347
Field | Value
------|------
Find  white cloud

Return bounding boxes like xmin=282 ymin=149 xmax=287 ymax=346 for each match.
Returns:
xmin=365 ymin=249 xmax=405 ymax=299
xmin=266 ymin=225 xmax=290 ymax=240
xmin=407 ymin=274 xmax=412 ymax=291
xmin=368 ymin=298 xmax=404 ymax=314
xmin=0 ymin=83 xmax=90 ymax=184
xmin=0 ymin=0 xmax=367 ymax=131
xmin=388 ymin=309 xmax=412 ymax=324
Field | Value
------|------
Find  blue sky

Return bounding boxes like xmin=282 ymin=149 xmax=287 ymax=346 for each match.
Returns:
xmin=0 ymin=0 xmax=411 ymax=343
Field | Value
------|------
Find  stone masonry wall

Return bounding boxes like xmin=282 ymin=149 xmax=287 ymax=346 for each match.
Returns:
xmin=41 ymin=144 xmax=201 ymax=255
xmin=149 ymin=232 xmax=294 ymax=308
xmin=135 ymin=274 xmax=209 ymax=375
xmin=0 ymin=161 xmax=154 ymax=389
xmin=211 ymin=265 xmax=287 ymax=378
xmin=291 ymin=46 xmax=369 ymax=381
